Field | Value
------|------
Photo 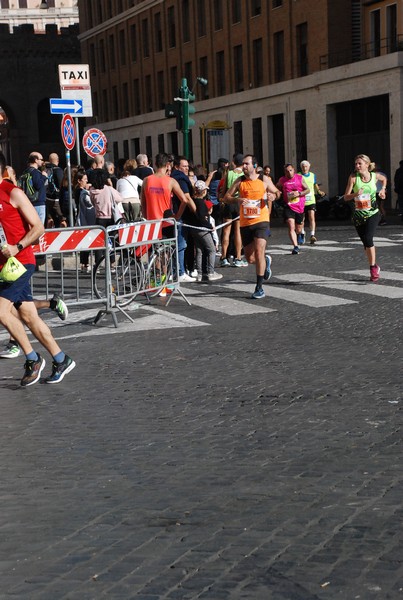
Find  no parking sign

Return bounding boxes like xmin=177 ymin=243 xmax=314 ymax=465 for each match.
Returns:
xmin=82 ymin=128 xmax=107 ymax=158
xmin=61 ymin=114 xmax=76 ymax=150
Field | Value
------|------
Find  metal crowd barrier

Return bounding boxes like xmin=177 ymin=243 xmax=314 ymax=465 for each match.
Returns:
xmin=31 ymin=220 xmax=190 ymax=328
xmin=94 ymin=218 xmax=190 ymax=325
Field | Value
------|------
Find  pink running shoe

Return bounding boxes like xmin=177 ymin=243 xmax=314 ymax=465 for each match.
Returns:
xmin=370 ymin=264 xmax=381 ymax=282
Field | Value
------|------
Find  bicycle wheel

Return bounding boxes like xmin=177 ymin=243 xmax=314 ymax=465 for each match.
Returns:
xmin=115 ymin=255 xmax=145 ymax=307
xmin=93 ymin=254 xmax=110 ymax=300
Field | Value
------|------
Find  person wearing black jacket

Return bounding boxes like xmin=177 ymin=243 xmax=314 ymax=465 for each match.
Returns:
xmin=188 ymin=180 xmax=222 ymax=282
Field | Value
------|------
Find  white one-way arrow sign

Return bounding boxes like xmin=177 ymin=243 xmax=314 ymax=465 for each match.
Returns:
xmin=50 ymin=98 xmax=83 ymax=115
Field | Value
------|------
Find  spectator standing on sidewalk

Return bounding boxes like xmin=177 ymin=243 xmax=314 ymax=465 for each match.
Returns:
xmin=0 ymin=152 xmax=75 ymax=385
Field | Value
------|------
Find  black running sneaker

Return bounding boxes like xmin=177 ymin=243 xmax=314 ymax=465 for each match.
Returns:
xmin=21 ymin=354 xmax=46 ymax=387
xmin=45 ymin=355 xmax=76 ymax=384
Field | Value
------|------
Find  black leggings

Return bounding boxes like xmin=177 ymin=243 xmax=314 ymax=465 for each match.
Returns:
xmin=355 ymin=212 xmax=380 ymax=248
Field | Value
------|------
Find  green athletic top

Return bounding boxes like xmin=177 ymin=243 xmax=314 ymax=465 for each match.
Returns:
xmin=352 ymin=172 xmax=378 ymax=225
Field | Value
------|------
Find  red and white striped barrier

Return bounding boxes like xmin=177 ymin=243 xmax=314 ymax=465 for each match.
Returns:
xmin=117 ymin=221 xmax=162 ymax=246
xmin=33 ymin=227 xmax=106 ymax=254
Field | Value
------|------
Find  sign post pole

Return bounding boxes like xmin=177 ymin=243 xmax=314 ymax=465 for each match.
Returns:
xmin=65 ymin=149 xmax=74 ymax=227
xmin=75 ymin=117 xmax=81 ymax=166
xmin=61 ymin=114 xmax=76 ymax=227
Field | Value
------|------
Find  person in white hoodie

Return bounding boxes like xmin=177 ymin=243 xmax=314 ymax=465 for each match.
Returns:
xmin=116 ymin=169 xmax=143 ymax=222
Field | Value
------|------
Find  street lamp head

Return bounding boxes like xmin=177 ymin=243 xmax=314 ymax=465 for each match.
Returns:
xmin=197 ymin=77 xmax=208 ymax=87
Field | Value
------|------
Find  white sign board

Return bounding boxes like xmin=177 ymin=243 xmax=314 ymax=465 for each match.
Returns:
xmin=59 ymin=64 xmax=93 ymax=118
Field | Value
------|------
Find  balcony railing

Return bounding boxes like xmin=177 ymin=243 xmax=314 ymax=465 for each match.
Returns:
xmin=320 ymin=34 xmax=403 ymax=70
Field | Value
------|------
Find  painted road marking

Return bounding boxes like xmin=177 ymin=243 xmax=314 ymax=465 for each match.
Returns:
xmin=179 ymin=287 xmax=276 ymax=315
xmin=216 ymin=282 xmax=357 ymax=308
xmin=274 ymin=273 xmax=403 ymax=299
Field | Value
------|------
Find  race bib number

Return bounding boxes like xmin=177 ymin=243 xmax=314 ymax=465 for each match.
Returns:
xmin=287 ymin=192 xmax=299 ymax=204
xmin=305 ymin=193 xmax=312 ymax=202
xmin=243 ymin=199 xmax=261 ymax=219
xmin=355 ymin=193 xmax=371 ymax=210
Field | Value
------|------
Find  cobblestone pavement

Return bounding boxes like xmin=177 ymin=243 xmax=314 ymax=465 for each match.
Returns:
xmin=0 ymin=224 xmax=402 ymax=599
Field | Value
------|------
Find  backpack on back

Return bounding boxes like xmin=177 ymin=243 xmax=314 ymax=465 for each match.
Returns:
xmin=45 ymin=165 xmax=60 ymax=199
xmin=17 ymin=168 xmax=39 ymax=203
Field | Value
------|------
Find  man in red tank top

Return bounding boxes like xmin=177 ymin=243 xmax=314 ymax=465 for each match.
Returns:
xmin=0 ymin=152 xmax=75 ymax=386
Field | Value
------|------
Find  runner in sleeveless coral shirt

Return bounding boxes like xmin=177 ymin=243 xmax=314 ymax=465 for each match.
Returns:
xmin=223 ymin=155 xmax=280 ymax=299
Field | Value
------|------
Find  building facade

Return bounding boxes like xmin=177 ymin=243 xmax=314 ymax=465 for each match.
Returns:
xmin=0 ymin=0 xmax=78 ymax=33
xmin=77 ymin=0 xmax=402 ymax=196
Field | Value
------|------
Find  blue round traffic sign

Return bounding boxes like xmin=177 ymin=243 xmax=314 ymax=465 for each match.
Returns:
xmin=82 ymin=128 xmax=107 ymax=158
xmin=61 ymin=114 xmax=76 ymax=150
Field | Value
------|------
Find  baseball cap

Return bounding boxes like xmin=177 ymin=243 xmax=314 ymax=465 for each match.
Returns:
xmin=195 ymin=180 xmax=208 ymax=192
xmin=204 ymin=200 xmax=214 ymax=210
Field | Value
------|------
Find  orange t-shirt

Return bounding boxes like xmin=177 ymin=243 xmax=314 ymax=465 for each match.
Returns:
xmin=239 ymin=178 xmax=269 ymax=227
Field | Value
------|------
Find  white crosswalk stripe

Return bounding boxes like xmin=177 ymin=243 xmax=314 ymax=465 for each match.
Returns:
xmin=215 ymin=282 xmax=356 ymax=307
xmin=343 ymin=270 xmax=403 ymax=282
xmin=274 ymin=273 xmax=403 ymax=299
xmin=178 ymin=287 xmax=276 ymax=315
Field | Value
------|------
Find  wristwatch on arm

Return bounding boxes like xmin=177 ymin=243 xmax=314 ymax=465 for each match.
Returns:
xmin=16 ymin=242 xmax=24 ymax=252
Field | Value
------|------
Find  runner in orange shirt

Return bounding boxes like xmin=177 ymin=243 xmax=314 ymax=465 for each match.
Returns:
xmin=223 ymin=155 xmax=280 ymax=299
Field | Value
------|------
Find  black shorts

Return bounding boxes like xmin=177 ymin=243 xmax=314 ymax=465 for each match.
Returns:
xmin=241 ymin=222 xmax=270 ymax=247
xmin=284 ymin=206 xmax=304 ymax=224
xmin=222 ymin=202 xmax=240 ymax=220
xmin=304 ymin=204 xmax=316 ymax=213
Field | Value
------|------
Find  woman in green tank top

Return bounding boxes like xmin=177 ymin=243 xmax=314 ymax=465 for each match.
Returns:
xmin=343 ymin=154 xmax=387 ymax=282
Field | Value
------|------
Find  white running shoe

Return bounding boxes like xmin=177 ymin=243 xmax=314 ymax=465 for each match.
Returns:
xmin=179 ymin=273 xmax=197 ymax=283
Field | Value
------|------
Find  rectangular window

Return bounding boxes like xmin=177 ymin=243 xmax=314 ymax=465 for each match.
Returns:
xmin=252 ymin=117 xmax=263 ymax=166
xmin=251 ymin=0 xmax=261 ymax=17
xmin=158 ymin=133 xmax=165 ymax=153
xmin=1 ymin=1 xmax=10 ymax=8
xmin=272 ymin=0 xmax=282 ymax=7
xmin=119 ymin=29 xmax=126 ymax=66
xmin=370 ymin=9 xmax=381 ymax=57
xmin=197 ymin=2 xmax=206 ymax=37
xmin=182 ymin=0 xmax=190 ymax=42
xmin=100 ymin=39 xmax=106 ymax=73
xmin=274 ymin=31 xmax=285 ymax=82
xmin=123 ymin=140 xmax=129 ymax=159
xmin=130 ymin=24 xmax=137 ymax=62
xmin=216 ymin=51 xmax=225 ymax=96
xmin=168 ymin=6 xmax=176 ymax=47
xmin=142 ymin=19 xmax=149 ymax=58
xmin=145 ymin=136 xmax=152 ymax=161
xmin=386 ymin=4 xmax=397 ymax=52
xmin=154 ymin=12 xmax=162 ymax=52
xmin=232 ymin=0 xmax=242 ymax=24
xmin=133 ymin=79 xmax=141 ymax=115
xmin=102 ymin=89 xmax=108 ymax=122
xmin=184 ymin=61 xmax=193 ymax=87
xmin=233 ymin=45 xmax=244 ymax=92
xmin=112 ymin=86 xmax=118 ymax=120
xmin=252 ymin=38 xmax=263 ymax=86
xmin=89 ymin=43 xmax=97 ymax=76
xmin=157 ymin=71 xmax=165 ymax=110
xmin=199 ymin=56 xmax=209 ymax=100
xmin=168 ymin=132 xmax=179 ymax=156
xmin=131 ymin=138 xmax=140 ymax=157
xmin=109 ymin=35 xmax=116 ymax=70
xmin=296 ymin=22 xmax=308 ymax=76
xmin=122 ymin=82 xmax=129 ymax=118
xmin=215 ymin=0 xmax=223 ymax=30
xmin=113 ymin=142 xmax=119 ymax=165
xmin=145 ymin=75 xmax=152 ymax=112
xmin=234 ymin=121 xmax=243 ymax=154
xmin=170 ymin=65 xmax=178 ymax=97
xmin=295 ymin=110 xmax=307 ymax=166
